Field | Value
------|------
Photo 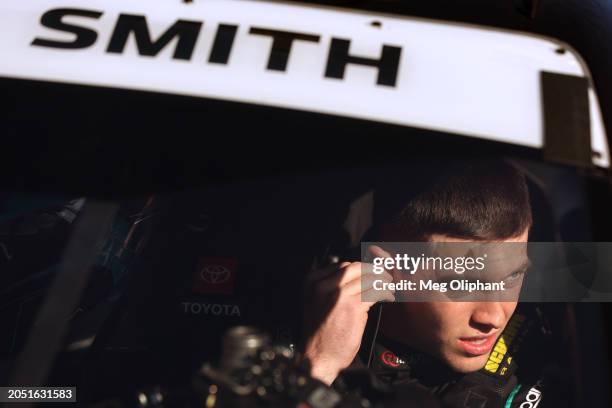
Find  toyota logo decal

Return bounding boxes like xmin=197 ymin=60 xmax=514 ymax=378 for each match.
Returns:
xmin=200 ymin=264 xmax=232 ymax=284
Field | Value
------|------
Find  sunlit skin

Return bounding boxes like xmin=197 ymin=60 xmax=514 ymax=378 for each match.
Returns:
xmin=379 ymin=229 xmax=529 ymax=373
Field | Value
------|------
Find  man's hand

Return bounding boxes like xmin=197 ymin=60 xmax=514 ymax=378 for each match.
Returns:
xmin=302 ymin=246 xmax=395 ymax=385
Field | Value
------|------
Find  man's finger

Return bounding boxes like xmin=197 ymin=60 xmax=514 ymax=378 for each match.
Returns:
xmin=368 ymin=245 xmax=402 ymax=281
xmin=312 ymin=263 xmax=362 ymax=294
xmin=368 ymin=245 xmax=395 ymax=274
xmin=339 ymin=262 xmax=378 ymax=288
xmin=359 ymin=288 xmax=396 ymax=308
xmin=343 ymin=271 xmax=393 ymax=296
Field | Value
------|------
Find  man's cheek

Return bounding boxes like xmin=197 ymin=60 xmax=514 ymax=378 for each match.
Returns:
xmin=502 ymin=301 xmax=519 ymax=319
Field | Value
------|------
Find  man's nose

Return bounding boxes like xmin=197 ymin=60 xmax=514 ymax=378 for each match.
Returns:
xmin=470 ymin=302 xmax=506 ymax=332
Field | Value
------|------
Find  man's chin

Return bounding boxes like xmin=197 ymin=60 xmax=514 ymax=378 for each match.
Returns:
xmin=444 ymin=353 xmax=489 ymax=373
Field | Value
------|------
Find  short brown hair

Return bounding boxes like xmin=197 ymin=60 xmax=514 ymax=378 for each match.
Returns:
xmin=377 ymin=160 xmax=532 ymax=241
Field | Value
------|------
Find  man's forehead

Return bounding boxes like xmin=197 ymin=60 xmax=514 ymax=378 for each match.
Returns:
xmin=426 ymin=235 xmax=530 ymax=275
xmin=428 ymin=230 xmax=529 ymax=257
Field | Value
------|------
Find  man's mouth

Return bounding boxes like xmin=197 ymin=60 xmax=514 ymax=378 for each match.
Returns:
xmin=457 ymin=333 xmax=498 ymax=356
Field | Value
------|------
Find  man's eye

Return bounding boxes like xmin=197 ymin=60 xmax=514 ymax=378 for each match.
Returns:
xmin=505 ymin=269 xmax=526 ymax=285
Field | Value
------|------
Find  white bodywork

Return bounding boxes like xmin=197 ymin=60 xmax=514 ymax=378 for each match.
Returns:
xmin=0 ymin=0 xmax=609 ymax=167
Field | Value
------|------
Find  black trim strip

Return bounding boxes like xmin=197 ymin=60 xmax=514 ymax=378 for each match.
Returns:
xmin=541 ymin=71 xmax=592 ymax=167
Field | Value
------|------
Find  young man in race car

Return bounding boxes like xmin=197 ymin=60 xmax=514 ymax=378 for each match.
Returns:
xmin=301 ymin=160 xmax=568 ymax=407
